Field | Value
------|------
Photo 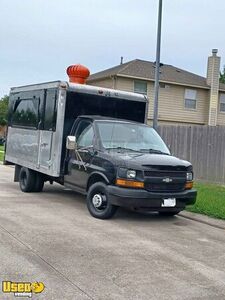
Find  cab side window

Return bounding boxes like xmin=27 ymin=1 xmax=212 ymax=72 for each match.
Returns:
xmin=76 ymin=120 xmax=94 ymax=148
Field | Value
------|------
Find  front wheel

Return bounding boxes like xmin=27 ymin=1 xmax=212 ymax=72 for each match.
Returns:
xmin=87 ymin=182 xmax=118 ymax=219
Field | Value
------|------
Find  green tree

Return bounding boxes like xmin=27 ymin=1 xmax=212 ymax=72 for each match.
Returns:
xmin=220 ymin=65 xmax=225 ymax=84
xmin=0 ymin=95 xmax=9 ymax=126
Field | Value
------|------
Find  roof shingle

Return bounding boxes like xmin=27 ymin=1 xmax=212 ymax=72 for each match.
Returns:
xmin=88 ymin=59 xmax=225 ymax=91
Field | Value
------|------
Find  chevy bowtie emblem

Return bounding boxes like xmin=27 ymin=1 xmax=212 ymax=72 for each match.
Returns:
xmin=162 ymin=178 xmax=173 ymax=183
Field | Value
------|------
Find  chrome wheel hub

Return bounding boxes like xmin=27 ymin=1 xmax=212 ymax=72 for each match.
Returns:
xmin=92 ymin=194 xmax=103 ymax=208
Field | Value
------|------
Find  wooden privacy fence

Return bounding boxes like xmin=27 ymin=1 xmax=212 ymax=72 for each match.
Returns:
xmin=158 ymin=125 xmax=225 ymax=184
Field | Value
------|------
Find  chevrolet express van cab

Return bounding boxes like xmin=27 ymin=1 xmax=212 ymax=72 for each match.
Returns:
xmin=65 ymin=115 xmax=196 ymax=218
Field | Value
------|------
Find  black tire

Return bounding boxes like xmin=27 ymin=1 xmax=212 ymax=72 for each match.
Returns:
xmin=87 ymin=182 xmax=118 ymax=219
xmin=34 ymin=173 xmax=44 ymax=192
xmin=159 ymin=210 xmax=181 ymax=217
xmin=19 ymin=167 xmax=36 ymax=192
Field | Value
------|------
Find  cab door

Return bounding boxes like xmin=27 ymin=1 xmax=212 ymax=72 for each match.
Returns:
xmin=64 ymin=119 xmax=94 ymax=191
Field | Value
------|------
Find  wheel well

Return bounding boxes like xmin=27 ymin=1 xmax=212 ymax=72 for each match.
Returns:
xmin=87 ymin=174 xmax=108 ymax=191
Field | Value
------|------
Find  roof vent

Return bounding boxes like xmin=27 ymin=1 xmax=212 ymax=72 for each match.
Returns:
xmin=66 ymin=64 xmax=90 ymax=84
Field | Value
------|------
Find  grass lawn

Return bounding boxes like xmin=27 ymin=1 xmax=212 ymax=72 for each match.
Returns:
xmin=186 ymin=182 xmax=225 ymax=220
xmin=0 ymin=145 xmax=4 ymax=161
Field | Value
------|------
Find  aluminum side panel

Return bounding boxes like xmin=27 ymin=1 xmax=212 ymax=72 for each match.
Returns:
xmin=5 ymin=127 xmax=39 ymax=165
xmin=5 ymin=88 xmax=67 ymax=177
xmin=39 ymin=131 xmax=53 ymax=168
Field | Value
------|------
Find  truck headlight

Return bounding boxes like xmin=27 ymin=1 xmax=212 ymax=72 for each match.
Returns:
xmin=186 ymin=172 xmax=193 ymax=181
xmin=127 ymin=170 xmax=136 ymax=179
xmin=116 ymin=168 xmax=143 ymax=189
xmin=117 ymin=168 xmax=137 ymax=179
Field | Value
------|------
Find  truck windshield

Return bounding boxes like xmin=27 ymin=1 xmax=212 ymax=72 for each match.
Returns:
xmin=96 ymin=121 xmax=170 ymax=154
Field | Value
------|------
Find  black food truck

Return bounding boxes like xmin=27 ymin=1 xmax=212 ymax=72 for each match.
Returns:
xmin=5 ymin=65 xmax=197 ymax=219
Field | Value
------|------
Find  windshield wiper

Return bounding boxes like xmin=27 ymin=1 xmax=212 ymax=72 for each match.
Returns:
xmin=140 ymin=149 xmax=170 ymax=155
xmin=106 ymin=146 xmax=139 ymax=152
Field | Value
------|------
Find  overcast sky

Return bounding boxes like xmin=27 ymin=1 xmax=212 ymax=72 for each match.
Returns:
xmin=0 ymin=0 xmax=225 ymax=97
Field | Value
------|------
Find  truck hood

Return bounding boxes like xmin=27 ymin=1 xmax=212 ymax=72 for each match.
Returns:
xmin=109 ymin=152 xmax=191 ymax=169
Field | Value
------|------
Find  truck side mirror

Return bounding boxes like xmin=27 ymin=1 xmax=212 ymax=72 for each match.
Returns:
xmin=66 ymin=136 xmax=77 ymax=150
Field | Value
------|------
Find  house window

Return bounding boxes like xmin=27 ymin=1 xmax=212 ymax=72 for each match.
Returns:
xmin=134 ymin=80 xmax=147 ymax=95
xmin=159 ymin=83 xmax=170 ymax=89
xmin=220 ymin=94 xmax=225 ymax=112
xmin=184 ymin=89 xmax=197 ymax=109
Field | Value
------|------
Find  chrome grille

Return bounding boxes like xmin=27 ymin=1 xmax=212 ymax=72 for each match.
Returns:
xmin=144 ymin=171 xmax=186 ymax=178
xmin=144 ymin=168 xmax=186 ymax=192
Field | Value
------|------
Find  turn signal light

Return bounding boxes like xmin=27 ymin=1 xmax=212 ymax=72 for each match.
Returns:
xmin=185 ymin=182 xmax=193 ymax=189
xmin=116 ymin=179 xmax=144 ymax=189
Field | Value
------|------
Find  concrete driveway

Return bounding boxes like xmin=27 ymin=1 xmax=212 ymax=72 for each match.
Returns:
xmin=0 ymin=164 xmax=225 ymax=300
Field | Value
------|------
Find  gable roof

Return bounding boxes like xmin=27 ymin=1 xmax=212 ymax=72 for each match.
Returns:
xmin=88 ymin=59 xmax=225 ymax=91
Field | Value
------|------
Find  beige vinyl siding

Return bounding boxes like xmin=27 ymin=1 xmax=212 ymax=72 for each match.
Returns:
xmin=87 ymin=77 xmax=113 ymax=89
xmin=207 ymin=54 xmax=220 ymax=126
xmin=147 ymin=120 xmax=205 ymax=126
xmin=116 ymin=77 xmax=134 ymax=92
xmin=116 ymin=77 xmax=209 ymax=125
xmin=150 ymin=83 xmax=209 ymax=124
xmin=217 ymin=92 xmax=225 ymax=125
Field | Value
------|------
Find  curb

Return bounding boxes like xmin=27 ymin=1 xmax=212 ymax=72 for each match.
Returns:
xmin=180 ymin=211 xmax=225 ymax=230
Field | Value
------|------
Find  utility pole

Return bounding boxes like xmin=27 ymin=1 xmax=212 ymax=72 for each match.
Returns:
xmin=153 ymin=0 xmax=163 ymax=130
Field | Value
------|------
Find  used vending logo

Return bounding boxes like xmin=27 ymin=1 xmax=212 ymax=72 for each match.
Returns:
xmin=2 ymin=281 xmax=45 ymax=298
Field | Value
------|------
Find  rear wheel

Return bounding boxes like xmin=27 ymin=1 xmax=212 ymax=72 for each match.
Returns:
xmin=34 ymin=173 xmax=44 ymax=192
xmin=19 ymin=167 xmax=36 ymax=192
xmin=87 ymin=182 xmax=118 ymax=219
xmin=159 ymin=210 xmax=181 ymax=217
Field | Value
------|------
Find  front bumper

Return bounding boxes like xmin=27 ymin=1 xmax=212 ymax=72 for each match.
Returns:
xmin=108 ymin=185 xmax=197 ymax=210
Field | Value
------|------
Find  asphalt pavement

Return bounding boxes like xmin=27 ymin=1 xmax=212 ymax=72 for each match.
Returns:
xmin=0 ymin=164 xmax=225 ymax=300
